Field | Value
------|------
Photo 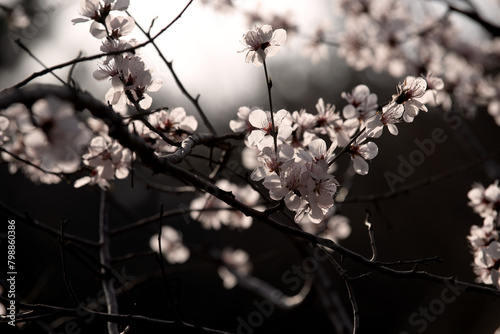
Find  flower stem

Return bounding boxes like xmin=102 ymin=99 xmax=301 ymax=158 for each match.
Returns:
xmin=329 ymin=127 xmax=366 ymax=166
xmin=263 ymin=59 xmax=278 ymax=154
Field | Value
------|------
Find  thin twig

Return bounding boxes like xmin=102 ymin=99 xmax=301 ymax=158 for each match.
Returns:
xmin=99 ymin=190 xmax=119 ymax=334
xmin=0 ymin=147 xmax=66 ymax=181
xmin=262 ymin=59 xmax=278 ymax=154
xmin=328 ymin=254 xmax=360 ymax=334
xmin=364 ymin=210 xmax=377 ymax=261
xmin=15 ymin=39 xmax=68 ymax=87
xmin=59 ymin=219 xmax=80 ymax=306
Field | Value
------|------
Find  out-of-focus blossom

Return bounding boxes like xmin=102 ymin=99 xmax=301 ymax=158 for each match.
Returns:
xmin=217 ymin=248 xmax=252 ymax=289
xmin=23 ymin=97 xmax=91 ymax=174
xmin=190 ymin=180 xmax=261 ymax=230
xmin=149 ymin=226 xmax=190 ymax=264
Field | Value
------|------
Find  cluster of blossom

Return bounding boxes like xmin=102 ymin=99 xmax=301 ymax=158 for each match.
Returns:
xmin=0 ymin=97 xmax=91 ymax=184
xmin=189 ymin=179 xmax=262 ymax=230
xmin=209 ymin=0 xmax=500 ymax=125
xmin=129 ymin=107 xmax=198 ymax=155
xmin=73 ymin=0 xmax=162 ymax=114
xmin=233 ymin=25 xmax=441 ymax=224
xmin=467 ymin=180 xmax=500 ymax=290
xmin=334 ymin=0 xmax=500 ymax=125
xmin=149 ymin=226 xmax=190 ymax=264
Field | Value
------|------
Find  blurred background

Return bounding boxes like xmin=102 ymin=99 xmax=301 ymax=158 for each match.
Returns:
xmin=1 ymin=0 xmax=500 ymax=333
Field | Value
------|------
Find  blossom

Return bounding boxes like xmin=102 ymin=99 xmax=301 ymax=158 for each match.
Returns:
xmin=23 ymin=97 xmax=91 ymax=174
xmin=91 ymin=15 xmax=135 ymax=40
xmin=229 ymin=106 xmax=256 ymax=134
xmin=239 ymin=25 xmax=287 ymax=67
xmin=102 ymin=56 xmax=163 ymax=114
xmin=468 ymin=180 xmax=500 ymax=218
xmin=320 ymin=215 xmax=351 ymax=243
xmin=314 ymin=98 xmax=355 ymax=147
xmin=149 ymin=226 xmax=190 ymax=264
xmin=422 ymin=72 xmax=444 ymax=106
xmin=473 ymin=241 xmax=500 ymax=289
xmin=72 ymin=0 xmax=130 ymax=38
xmin=366 ymin=102 xmax=404 ymax=138
xmin=72 ymin=0 xmax=128 ymax=24
xmin=148 ymin=107 xmax=198 ymax=144
xmin=290 ymin=108 xmax=317 ymax=148
xmin=341 ymin=84 xmax=378 ymax=127
xmin=347 ymin=139 xmax=378 ymax=175
xmin=467 ymin=216 xmax=499 ymax=250
xmin=301 ymin=171 xmax=338 ymax=223
xmin=263 ymin=163 xmax=306 ymax=211
xmin=217 ymin=248 xmax=252 ymax=289
xmin=247 ymin=109 xmax=293 ymax=149
xmin=0 ymin=116 xmax=9 ymax=145
xmin=75 ymin=136 xmax=132 ymax=189
xmin=393 ymin=76 xmax=428 ymax=123
xmin=301 ymin=20 xmax=330 ymax=64
xmin=250 ymin=143 xmax=294 ymax=181
xmin=297 ymin=138 xmax=337 ymax=170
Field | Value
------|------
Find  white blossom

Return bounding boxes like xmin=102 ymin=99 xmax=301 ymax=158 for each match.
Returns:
xmin=239 ymin=25 xmax=287 ymax=67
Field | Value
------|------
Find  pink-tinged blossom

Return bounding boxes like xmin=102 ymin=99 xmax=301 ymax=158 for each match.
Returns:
xmin=473 ymin=241 xmax=500 ymax=289
xmin=100 ymin=38 xmax=138 ymax=64
xmin=149 ymin=108 xmax=198 ymax=139
xmin=149 ymin=226 xmax=190 ymax=264
xmin=0 ymin=116 xmax=9 ymax=145
xmin=75 ymin=136 xmax=132 ymax=189
xmin=92 ymin=15 xmax=135 ymax=40
xmin=72 ymin=0 xmax=130 ymax=38
xmin=366 ymin=102 xmax=404 ymax=138
xmin=263 ymin=163 xmax=305 ymax=211
xmin=297 ymin=138 xmax=337 ymax=169
xmin=102 ymin=56 xmax=163 ymax=114
xmin=301 ymin=20 xmax=330 ymax=64
xmin=239 ymin=25 xmax=287 ymax=67
xmin=251 ymin=144 xmax=294 ymax=181
xmin=342 ymin=84 xmax=378 ymax=127
xmin=301 ymin=172 xmax=338 ymax=223
xmin=290 ymin=108 xmax=317 ymax=148
xmin=468 ymin=180 xmax=500 ymax=218
xmin=348 ymin=139 xmax=378 ymax=175
xmin=421 ymin=72 xmax=444 ymax=106
xmin=130 ymin=108 xmax=197 ymax=156
xmin=218 ymin=248 xmax=252 ymax=289
xmin=23 ymin=97 xmax=91 ymax=174
xmin=468 ymin=216 xmax=499 ymax=251
xmin=321 ymin=215 xmax=351 ymax=243
xmin=247 ymin=109 xmax=293 ymax=149
xmin=314 ymin=98 xmax=355 ymax=147
xmin=393 ymin=76 xmax=428 ymax=123
xmin=299 ymin=213 xmax=351 ymax=244
xmin=229 ymin=106 xmax=256 ymax=134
